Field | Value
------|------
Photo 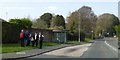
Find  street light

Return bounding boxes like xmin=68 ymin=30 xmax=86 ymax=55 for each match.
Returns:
xmin=78 ymin=10 xmax=81 ymax=42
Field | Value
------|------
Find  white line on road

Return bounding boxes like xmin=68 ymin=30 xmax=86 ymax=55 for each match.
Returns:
xmin=104 ymin=41 xmax=118 ymax=52
xmin=79 ymin=47 xmax=89 ymax=57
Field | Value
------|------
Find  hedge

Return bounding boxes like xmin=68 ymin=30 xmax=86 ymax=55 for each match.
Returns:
xmin=2 ymin=22 xmax=20 ymax=43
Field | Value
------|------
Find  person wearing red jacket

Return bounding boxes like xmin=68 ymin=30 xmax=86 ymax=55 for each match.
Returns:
xmin=20 ymin=30 xmax=24 ymax=47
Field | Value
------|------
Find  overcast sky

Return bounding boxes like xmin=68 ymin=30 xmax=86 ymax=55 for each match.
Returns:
xmin=0 ymin=0 xmax=119 ymax=21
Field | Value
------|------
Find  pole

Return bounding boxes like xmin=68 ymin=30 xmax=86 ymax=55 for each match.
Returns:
xmin=78 ymin=11 xmax=80 ymax=42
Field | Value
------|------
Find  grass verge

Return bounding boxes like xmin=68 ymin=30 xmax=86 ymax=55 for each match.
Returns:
xmin=2 ymin=42 xmax=60 ymax=53
xmin=66 ymin=38 xmax=92 ymax=44
xmin=85 ymin=38 xmax=92 ymax=42
xmin=65 ymin=41 xmax=81 ymax=44
xmin=2 ymin=44 xmax=36 ymax=53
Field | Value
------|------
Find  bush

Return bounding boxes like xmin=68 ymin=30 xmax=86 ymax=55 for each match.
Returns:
xmin=67 ymin=32 xmax=78 ymax=41
xmin=80 ymin=31 xmax=85 ymax=41
xmin=67 ymin=31 xmax=85 ymax=41
xmin=115 ymin=25 xmax=120 ymax=40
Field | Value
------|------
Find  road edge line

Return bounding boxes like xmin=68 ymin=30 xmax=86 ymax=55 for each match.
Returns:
xmin=79 ymin=43 xmax=93 ymax=57
xmin=104 ymin=41 xmax=118 ymax=52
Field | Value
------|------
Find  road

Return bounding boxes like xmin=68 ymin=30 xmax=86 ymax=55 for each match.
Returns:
xmin=105 ymin=37 xmax=118 ymax=49
xmin=104 ymin=37 xmax=119 ymax=59
xmin=20 ymin=37 xmax=118 ymax=60
xmin=80 ymin=38 xmax=118 ymax=58
xmin=119 ymin=50 xmax=120 ymax=60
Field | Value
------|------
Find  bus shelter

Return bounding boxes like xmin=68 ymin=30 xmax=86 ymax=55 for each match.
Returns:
xmin=53 ymin=30 xmax=67 ymax=43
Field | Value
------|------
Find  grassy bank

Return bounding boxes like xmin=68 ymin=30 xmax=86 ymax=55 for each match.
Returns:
xmin=66 ymin=38 xmax=92 ymax=44
xmin=65 ymin=41 xmax=81 ymax=44
xmin=85 ymin=37 xmax=92 ymax=42
xmin=2 ymin=42 xmax=60 ymax=53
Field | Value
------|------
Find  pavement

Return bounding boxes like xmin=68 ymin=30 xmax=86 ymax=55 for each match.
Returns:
xmin=1 ymin=43 xmax=83 ymax=60
xmin=26 ymin=43 xmax=92 ymax=58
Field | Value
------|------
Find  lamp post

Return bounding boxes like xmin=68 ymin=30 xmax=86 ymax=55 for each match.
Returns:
xmin=78 ymin=11 xmax=81 ymax=42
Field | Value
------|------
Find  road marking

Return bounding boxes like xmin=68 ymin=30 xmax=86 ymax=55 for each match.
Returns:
xmin=79 ymin=47 xmax=89 ymax=56
xmin=79 ymin=41 xmax=96 ymax=57
xmin=16 ymin=52 xmax=26 ymax=54
xmin=104 ymin=41 xmax=118 ymax=52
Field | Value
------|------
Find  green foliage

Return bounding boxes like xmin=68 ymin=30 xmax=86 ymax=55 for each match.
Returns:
xmin=115 ymin=25 xmax=120 ymax=39
xmin=35 ymin=13 xmax=53 ymax=28
xmin=43 ymin=42 xmax=60 ymax=46
xmin=50 ymin=15 xmax=65 ymax=30
xmin=20 ymin=18 xmax=32 ymax=28
xmin=78 ymin=6 xmax=97 ymax=33
xmin=115 ymin=25 xmax=120 ymax=33
xmin=65 ymin=41 xmax=80 ymax=44
xmin=80 ymin=31 xmax=85 ymax=41
xmin=85 ymin=37 xmax=91 ymax=42
xmin=2 ymin=42 xmax=60 ymax=53
xmin=3 ymin=18 xmax=32 ymax=43
xmin=9 ymin=18 xmax=32 ymax=29
xmin=112 ymin=15 xmax=119 ymax=26
xmin=37 ymin=13 xmax=53 ymax=28
xmin=50 ymin=26 xmax=64 ymax=30
xmin=95 ymin=13 xmax=119 ymax=36
xmin=85 ymin=34 xmax=92 ymax=39
xmin=66 ymin=11 xmax=79 ymax=33
xmin=67 ymin=32 xmax=79 ymax=41
xmin=66 ymin=6 xmax=96 ymax=41
xmin=67 ymin=6 xmax=97 ymax=33
xmin=2 ymin=43 xmax=36 ymax=53
xmin=32 ymin=20 xmax=48 ymax=29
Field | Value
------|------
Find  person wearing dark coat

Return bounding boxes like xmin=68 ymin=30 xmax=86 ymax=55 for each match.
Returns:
xmin=38 ymin=33 xmax=44 ymax=49
xmin=26 ymin=32 xmax=30 ymax=46
xmin=33 ymin=33 xmax=39 ymax=47
xmin=24 ymin=31 xmax=29 ymax=46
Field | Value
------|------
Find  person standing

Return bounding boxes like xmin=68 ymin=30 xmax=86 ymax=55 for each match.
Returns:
xmin=27 ymin=32 xmax=31 ymax=46
xmin=20 ymin=30 xmax=24 ymax=47
xmin=39 ymin=33 xmax=44 ymax=49
xmin=24 ymin=30 xmax=29 ymax=46
xmin=30 ymin=34 xmax=35 ymax=47
xmin=33 ymin=33 xmax=39 ymax=47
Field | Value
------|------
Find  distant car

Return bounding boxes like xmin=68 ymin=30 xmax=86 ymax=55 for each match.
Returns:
xmin=114 ymin=35 xmax=116 ymax=38
xmin=95 ymin=36 xmax=104 ymax=39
